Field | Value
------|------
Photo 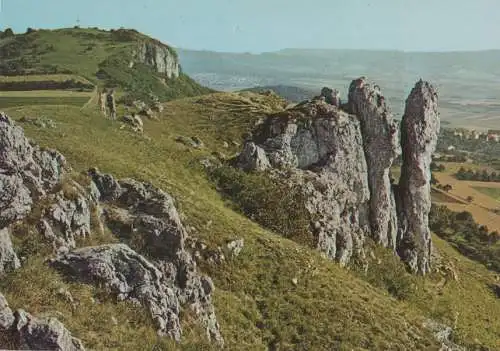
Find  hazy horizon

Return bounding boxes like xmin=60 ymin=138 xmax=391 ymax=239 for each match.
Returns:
xmin=2 ymin=0 xmax=500 ymax=53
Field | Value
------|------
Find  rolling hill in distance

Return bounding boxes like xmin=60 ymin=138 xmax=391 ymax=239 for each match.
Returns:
xmin=178 ymin=48 xmax=500 ymax=129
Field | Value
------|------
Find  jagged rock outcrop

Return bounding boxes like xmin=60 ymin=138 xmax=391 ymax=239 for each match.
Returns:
xmin=397 ymin=80 xmax=440 ymax=275
xmin=50 ymin=244 xmax=182 ymax=340
xmin=0 ymin=292 xmax=85 ymax=351
xmin=38 ymin=186 xmax=93 ymax=251
xmin=0 ymin=112 xmax=67 ymax=228
xmin=88 ymin=168 xmax=223 ymax=345
xmin=423 ymin=319 xmax=465 ymax=351
xmin=134 ymin=41 xmax=180 ymax=79
xmin=0 ymin=113 xmax=222 ymax=345
xmin=236 ymin=78 xmax=439 ymax=272
xmin=0 ymin=227 xmax=20 ymax=275
xmin=121 ymin=114 xmax=144 ymax=133
xmin=320 ymin=87 xmax=340 ymax=106
xmin=348 ymin=77 xmax=401 ymax=249
xmin=239 ymin=100 xmax=371 ymax=265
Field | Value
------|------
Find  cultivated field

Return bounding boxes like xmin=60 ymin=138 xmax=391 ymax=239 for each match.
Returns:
xmin=433 ymin=163 xmax=500 ymax=232
xmin=0 ymin=74 xmax=93 ymax=84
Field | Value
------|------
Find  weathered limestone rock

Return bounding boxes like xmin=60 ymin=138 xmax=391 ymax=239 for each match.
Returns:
xmin=121 ymin=114 xmax=144 ymax=133
xmin=239 ymin=100 xmax=370 ymax=265
xmin=237 ymin=142 xmax=270 ymax=171
xmin=226 ymin=239 xmax=244 ymax=258
xmin=0 ymin=292 xmax=85 ymax=350
xmin=320 ymin=87 xmax=340 ymax=106
xmin=423 ymin=319 xmax=465 ymax=351
xmin=348 ymin=77 xmax=401 ymax=250
xmin=88 ymin=169 xmax=223 ymax=345
xmin=0 ymin=228 xmax=20 ymax=275
xmin=134 ymin=41 xmax=180 ymax=79
xmin=397 ymin=80 xmax=440 ymax=275
xmin=39 ymin=188 xmax=92 ymax=250
xmin=0 ymin=112 xmax=67 ymax=227
xmin=50 ymin=244 xmax=182 ymax=341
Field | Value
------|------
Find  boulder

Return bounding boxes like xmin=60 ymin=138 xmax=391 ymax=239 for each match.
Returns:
xmin=88 ymin=169 xmax=223 ymax=345
xmin=226 ymin=239 xmax=244 ymax=258
xmin=237 ymin=142 xmax=270 ymax=171
xmin=0 ymin=292 xmax=85 ymax=350
xmin=397 ymin=80 xmax=440 ymax=275
xmin=0 ymin=227 xmax=21 ymax=275
xmin=348 ymin=77 xmax=401 ymax=249
xmin=50 ymin=244 xmax=182 ymax=341
xmin=121 ymin=114 xmax=144 ymax=133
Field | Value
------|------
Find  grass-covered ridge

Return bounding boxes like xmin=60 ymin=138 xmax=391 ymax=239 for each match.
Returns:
xmin=0 ymin=27 xmax=212 ymax=103
xmin=1 ymin=91 xmax=500 ymax=350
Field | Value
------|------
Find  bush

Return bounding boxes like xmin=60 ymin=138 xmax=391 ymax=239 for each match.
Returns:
xmin=2 ymin=28 xmax=14 ymax=38
xmin=355 ymin=243 xmax=416 ymax=300
xmin=210 ymin=165 xmax=315 ymax=247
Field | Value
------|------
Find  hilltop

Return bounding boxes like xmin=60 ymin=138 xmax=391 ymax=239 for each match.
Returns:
xmin=0 ymin=27 xmax=212 ymax=104
xmin=240 ymin=85 xmax=316 ymax=103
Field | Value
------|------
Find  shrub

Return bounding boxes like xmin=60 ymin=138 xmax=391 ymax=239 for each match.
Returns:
xmin=210 ymin=165 xmax=315 ymax=247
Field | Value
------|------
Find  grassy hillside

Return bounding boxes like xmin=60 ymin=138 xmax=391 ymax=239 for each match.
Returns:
xmin=1 ymin=91 xmax=500 ymax=350
xmin=0 ymin=27 xmax=212 ymax=103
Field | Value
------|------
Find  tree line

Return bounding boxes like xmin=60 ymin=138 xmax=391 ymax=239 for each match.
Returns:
xmin=430 ymin=205 xmax=500 ymax=272
xmin=455 ymin=167 xmax=500 ymax=182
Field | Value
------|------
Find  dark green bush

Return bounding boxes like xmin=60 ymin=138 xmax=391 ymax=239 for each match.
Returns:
xmin=210 ymin=165 xmax=315 ymax=247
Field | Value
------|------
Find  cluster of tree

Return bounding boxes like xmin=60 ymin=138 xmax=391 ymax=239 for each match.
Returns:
xmin=0 ymin=28 xmax=14 ymax=39
xmin=455 ymin=167 xmax=500 ymax=182
xmin=430 ymin=205 xmax=500 ymax=272
xmin=435 ymin=183 xmax=453 ymax=192
xmin=430 ymin=162 xmax=446 ymax=172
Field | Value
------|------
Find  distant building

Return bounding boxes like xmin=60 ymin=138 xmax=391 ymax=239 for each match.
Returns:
xmin=447 ymin=145 xmax=456 ymax=151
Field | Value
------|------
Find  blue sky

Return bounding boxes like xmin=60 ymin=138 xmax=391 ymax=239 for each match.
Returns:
xmin=1 ymin=0 xmax=499 ymax=53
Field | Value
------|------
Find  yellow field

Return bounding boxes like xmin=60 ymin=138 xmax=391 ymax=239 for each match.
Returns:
xmin=434 ymin=163 xmax=500 ymax=231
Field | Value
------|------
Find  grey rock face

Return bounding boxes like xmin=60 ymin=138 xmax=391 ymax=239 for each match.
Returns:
xmin=348 ymin=77 xmax=400 ymax=250
xmin=134 ymin=41 xmax=180 ymax=79
xmin=237 ymin=142 xmax=270 ymax=171
xmin=397 ymin=80 xmax=440 ymax=275
xmin=423 ymin=319 xmax=465 ymax=351
xmin=241 ymin=100 xmax=371 ymax=265
xmin=0 ymin=227 xmax=20 ymax=275
xmin=88 ymin=169 xmax=223 ymax=345
xmin=0 ymin=292 xmax=85 ymax=350
xmin=50 ymin=244 xmax=182 ymax=341
xmin=226 ymin=239 xmax=244 ymax=258
xmin=0 ymin=112 xmax=67 ymax=227
xmin=121 ymin=114 xmax=144 ymax=133
xmin=39 ymin=189 xmax=92 ymax=250
xmin=0 ymin=292 xmax=15 ymax=330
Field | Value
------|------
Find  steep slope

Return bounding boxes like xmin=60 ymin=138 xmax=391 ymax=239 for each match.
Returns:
xmin=0 ymin=27 xmax=212 ymax=103
xmin=1 ymin=89 xmax=499 ymax=350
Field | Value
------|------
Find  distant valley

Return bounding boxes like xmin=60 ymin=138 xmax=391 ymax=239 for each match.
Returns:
xmin=178 ymin=48 xmax=500 ymax=129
